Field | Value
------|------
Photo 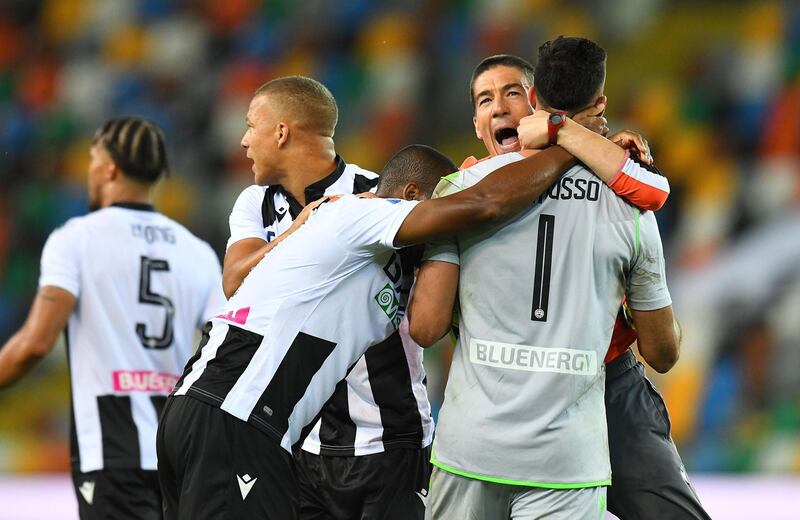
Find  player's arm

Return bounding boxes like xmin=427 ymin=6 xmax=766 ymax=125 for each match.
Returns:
xmin=0 ymin=286 xmax=76 ymax=389
xmin=629 ymin=306 xmax=680 ymax=373
xmin=407 ymin=260 xmax=459 ymax=347
xmin=223 ymin=196 xmax=329 ymax=298
xmin=625 ymin=211 xmax=678 ymax=373
xmin=517 ymin=111 xmax=669 ymax=211
xmin=394 ymin=146 xmax=575 ymax=246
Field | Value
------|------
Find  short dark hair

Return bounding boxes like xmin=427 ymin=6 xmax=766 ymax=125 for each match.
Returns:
xmin=534 ymin=36 xmax=606 ymax=113
xmin=376 ymin=145 xmax=457 ymax=198
xmin=255 ymin=75 xmax=338 ymax=136
xmin=93 ymin=117 xmax=169 ymax=184
xmin=469 ymin=54 xmax=535 ymax=109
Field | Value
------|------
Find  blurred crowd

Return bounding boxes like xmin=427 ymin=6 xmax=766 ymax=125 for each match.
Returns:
xmin=1 ymin=0 xmax=799 ymax=475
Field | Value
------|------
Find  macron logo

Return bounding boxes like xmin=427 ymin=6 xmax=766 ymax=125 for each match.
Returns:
xmin=216 ymin=307 xmax=250 ymax=325
xmin=415 ymin=488 xmax=428 ymax=506
xmin=237 ymin=474 xmax=257 ymax=500
xmin=78 ymin=480 xmax=95 ymax=505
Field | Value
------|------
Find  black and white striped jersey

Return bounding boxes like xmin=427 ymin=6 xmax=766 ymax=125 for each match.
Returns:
xmin=226 ymin=157 xmax=433 ymax=456
xmin=38 ymin=203 xmax=224 ymax=473
xmin=177 ymin=196 xmax=423 ymax=454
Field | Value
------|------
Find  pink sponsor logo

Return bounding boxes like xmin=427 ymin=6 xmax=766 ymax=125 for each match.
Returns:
xmin=215 ymin=306 xmax=250 ymax=325
xmin=112 ymin=370 xmax=180 ymax=393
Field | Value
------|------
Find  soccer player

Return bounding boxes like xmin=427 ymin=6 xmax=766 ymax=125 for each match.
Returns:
xmin=222 ymin=76 xmax=434 ymax=519
xmin=412 ymin=49 xmax=709 ymax=519
xmin=0 ymin=117 xmax=224 ymax=520
xmin=156 ymin=141 xmax=591 ymax=519
xmin=407 ymin=37 xmax=694 ymax=519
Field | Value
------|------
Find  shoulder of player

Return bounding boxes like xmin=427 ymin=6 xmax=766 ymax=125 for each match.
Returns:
xmin=343 ymin=162 xmax=378 ymax=180
xmin=232 ymin=184 xmax=269 ymax=207
xmin=435 ymin=152 xmax=525 ymax=196
xmin=162 ymin=220 xmax=220 ymax=270
xmin=461 ymin=152 xmax=525 ymax=180
xmin=155 ymin=213 xmax=214 ymax=246
xmin=47 ymin=213 xmax=92 ymax=241
xmin=329 ymin=195 xmax=412 ymax=215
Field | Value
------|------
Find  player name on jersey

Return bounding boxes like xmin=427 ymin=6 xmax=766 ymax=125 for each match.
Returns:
xmin=40 ymin=203 xmax=223 ymax=472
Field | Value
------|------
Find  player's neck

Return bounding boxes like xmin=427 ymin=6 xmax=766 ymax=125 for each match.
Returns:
xmin=102 ymin=182 xmax=152 ymax=209
xmin=280 ymin=146 xmax=337 ymax=205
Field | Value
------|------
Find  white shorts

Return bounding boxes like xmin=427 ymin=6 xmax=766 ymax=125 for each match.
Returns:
xmin=425 ymin=466 xmax=607 ymax=520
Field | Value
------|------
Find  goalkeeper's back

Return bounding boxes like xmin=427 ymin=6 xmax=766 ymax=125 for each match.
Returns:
xmin=429 ymin=151 xmax=672 ymax=486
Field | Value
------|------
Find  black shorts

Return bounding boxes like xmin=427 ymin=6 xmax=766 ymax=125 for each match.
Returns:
xmin=156 ymin=394 xmax=298 ymax=520
xmin=295 ymin=446 xmax=431 ymax=520
xmin=72 ymin=468 xmax=161 ymax=520
xmin=605 ymin=350 xmax=710 ymax=519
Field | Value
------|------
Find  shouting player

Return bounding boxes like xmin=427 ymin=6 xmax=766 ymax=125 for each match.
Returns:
xmin=408 ymin=37 xmax=706 ymax=519
xmin=156 ymin=137 xmax=595 ymax=519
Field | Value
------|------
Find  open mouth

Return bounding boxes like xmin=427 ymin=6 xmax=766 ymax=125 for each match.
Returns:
xmin=494 ymin=127 xmax=519 ymax=149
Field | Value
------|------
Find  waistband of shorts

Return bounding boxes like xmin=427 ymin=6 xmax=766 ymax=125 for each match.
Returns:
xmin=605 ymin=349 xmax=637 ymax=380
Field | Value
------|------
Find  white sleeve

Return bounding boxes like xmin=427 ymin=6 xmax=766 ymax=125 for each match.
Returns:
xmin=337 ymin=197 xmax=420 ymax=253
xmin=422 ymin=179 xmax=462 ymax=265
xmin=39 ymin=221 xmax=82 ymax=297
xmin=199 ymin=245 xmax=226 ymax=326
xmin=227 ymin=185 xmax=268 ymax=251
xmin=422 ymin=239 xmax=460 ymax=265
xmin=626 ymin=211 xmax=672 ymax=311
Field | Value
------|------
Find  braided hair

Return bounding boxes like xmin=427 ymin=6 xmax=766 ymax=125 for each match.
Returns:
xmin=92 ymin=117 xmax=170 ymax=184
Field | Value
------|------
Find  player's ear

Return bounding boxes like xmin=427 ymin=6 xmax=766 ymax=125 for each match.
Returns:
xmin=595 ymin=95 xmax=607 ymax=115
xmin=106 ymin=159 xmax=121 ymax=182
xmin=473 ymin=115 xmax=482 ymax=140
xmin=276 ymin=122 xmax=289 ymax=148
xmin=402 ymin=182 xmax=422 ymax=201
xmin=528 ymin=86 xmax=537 ymax=109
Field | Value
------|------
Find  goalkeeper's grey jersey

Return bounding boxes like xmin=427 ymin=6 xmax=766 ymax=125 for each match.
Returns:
xmin=425 ymin=152 xmax=671 ymax=487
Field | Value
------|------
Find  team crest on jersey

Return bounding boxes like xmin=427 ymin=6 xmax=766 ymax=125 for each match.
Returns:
xmin=374 ymin=283 xmax=401 ymax=328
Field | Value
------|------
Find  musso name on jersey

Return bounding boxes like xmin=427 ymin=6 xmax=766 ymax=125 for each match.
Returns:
xmin=534 ymin=177 xmax=601 ymax=205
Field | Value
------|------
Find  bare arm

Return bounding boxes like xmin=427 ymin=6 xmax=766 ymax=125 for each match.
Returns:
xmin=629 ymin=305 xmax=680 ymax=373
xmin=518 ymin=111 xmax=668 ymax=211
xmin=408 ymin=260 xmax=459 ymax=347
xmin=0 ymin=286 xmax=76 ymax=389
xmin=223 ymin=238 xmax=270 ymax=298
xmin=394 ymin=146 xmax=575 ymax=246
xmin=222 ymin=196 xmax=330 ymax=297
xmin=518 ymin=112 xmax=628 ymax=183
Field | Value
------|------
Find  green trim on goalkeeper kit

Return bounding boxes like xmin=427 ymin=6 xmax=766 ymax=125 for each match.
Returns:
xmin=600 ymin=493 xmax=607 ymax=515
xmin=441 ymin=171 xmax=465 ymax=189
xmin=635 ymin=210 xmax=641 ymax=256
xmin=431 ymin=451 xmax=611 ymax=489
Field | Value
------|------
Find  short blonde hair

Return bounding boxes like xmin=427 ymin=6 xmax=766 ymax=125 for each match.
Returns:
xmin=255 ymin=76 xmax=338 ymax=136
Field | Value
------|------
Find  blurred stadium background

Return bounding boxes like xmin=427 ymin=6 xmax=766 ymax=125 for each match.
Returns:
xmin=1 ymin=0 xmax=799 ymax=518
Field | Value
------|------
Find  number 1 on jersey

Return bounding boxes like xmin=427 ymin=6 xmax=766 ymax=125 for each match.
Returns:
xmin=136 ymin=256 xmax=175 ymax=349
xmin=531 ymin=214 xmax=555 ymax=322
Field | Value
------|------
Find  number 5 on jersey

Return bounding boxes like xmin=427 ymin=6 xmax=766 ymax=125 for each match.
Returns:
xmin=136 ymin=256 xmax=174 ymax=349
xmin=532 ymin=214 xmax=555 ymax=322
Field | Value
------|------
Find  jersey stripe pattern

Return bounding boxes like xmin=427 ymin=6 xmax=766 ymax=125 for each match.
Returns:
xmin=226 ymin=157 xmax=433 ymax=456
xmin=39 ymin=204 xmax=223 ymax=472
xmin=176 ymin=195 xmax=422 ymax=453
